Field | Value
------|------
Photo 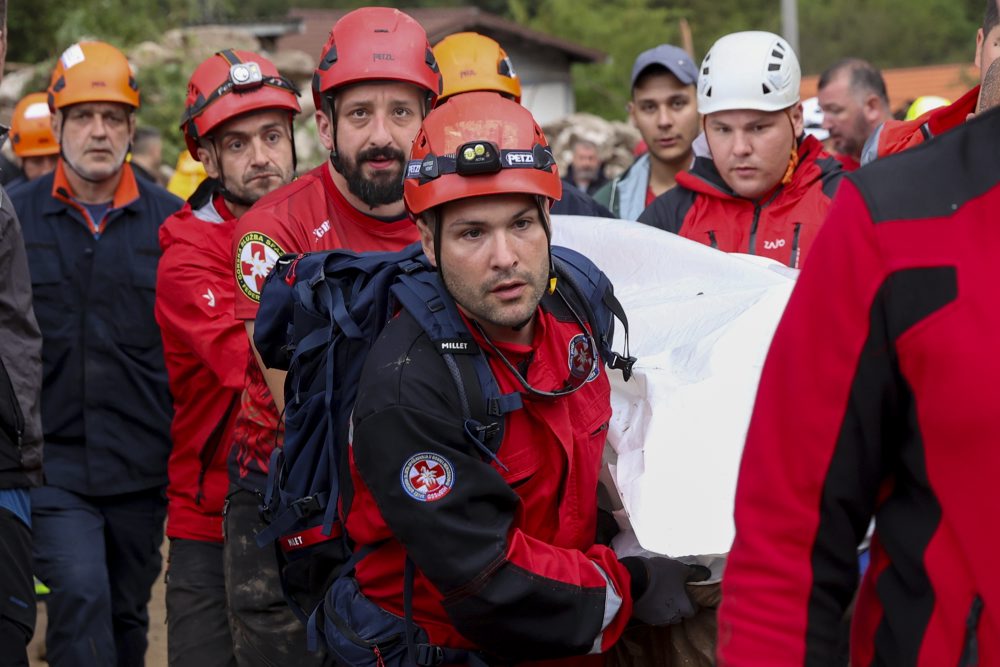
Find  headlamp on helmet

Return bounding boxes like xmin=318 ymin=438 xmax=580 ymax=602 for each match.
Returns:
xmin=229 ymin=62 xmax=264 ymax=90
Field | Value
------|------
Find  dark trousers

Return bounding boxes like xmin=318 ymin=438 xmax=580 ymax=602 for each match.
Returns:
xmin=31 ymin=485 xmax=166 ymax=667
xmin=223 ymin=486 xmax=330 ymax=666
xmin=166 ymin=538 xmax=236 ymax=667
xmin=0 ymin=508 xmax=34 ymax=667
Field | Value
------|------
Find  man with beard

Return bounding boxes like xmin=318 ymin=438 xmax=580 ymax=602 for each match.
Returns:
xmin=157 ymin=49 xmax=300 ymax=667
xmin=562 ymin=138 xmax=607 ymax=196
xmin=816 ymin=58 xmax=891 ymax=170
xmin=11 ymin=41 xmax=181 ymax=666
xmin=227 ymin=8 xmax=440 ymax=661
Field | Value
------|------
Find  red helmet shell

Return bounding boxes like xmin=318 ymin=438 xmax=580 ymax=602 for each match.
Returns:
xmin=312 ymin=7 xmax=441 ymax=112
xmin=404 ymin=92 xmax=561 ymax=216
xmin=182 ymin=49 xmax=301 ymax=158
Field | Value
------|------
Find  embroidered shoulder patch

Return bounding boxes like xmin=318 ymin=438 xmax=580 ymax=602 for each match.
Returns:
xmin=568 ymin=333 xmax=600 ymax=382
xmin=235 ymin=232 xmax=284 ymax=302
xmin=400 ymin=452 xmax=455 ymax=502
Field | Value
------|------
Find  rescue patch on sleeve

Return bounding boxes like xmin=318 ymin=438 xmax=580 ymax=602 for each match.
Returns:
xmin=235 ymin=232 xmax=284 ymax=302
xmin=400 ymin=453 xmax=455 ymax=502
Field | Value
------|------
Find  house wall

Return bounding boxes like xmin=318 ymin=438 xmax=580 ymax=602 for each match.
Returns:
xmin=497 ymin=40 xmax=576 ymax=125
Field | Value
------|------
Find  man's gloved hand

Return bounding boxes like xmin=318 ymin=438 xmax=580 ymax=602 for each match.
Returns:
xmin=620 ymin=556 xmax=712 ymax=626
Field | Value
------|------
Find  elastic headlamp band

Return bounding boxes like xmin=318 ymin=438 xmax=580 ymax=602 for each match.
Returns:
xmin=405 ymin=141 xmax=555 ymax=185
xmin=181 ymin=75 xmax=300 ymax=128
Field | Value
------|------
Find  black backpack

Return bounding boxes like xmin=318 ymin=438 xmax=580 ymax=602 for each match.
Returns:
xmin=252 ymin=241 xmax=635 ymax=635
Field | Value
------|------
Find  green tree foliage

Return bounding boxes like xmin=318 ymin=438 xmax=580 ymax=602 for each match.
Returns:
xmin=8 ymin=0 xmax=288 ymax=64
xmin=517 ymin=0 xmax=984 ymax=119
xmin=797 ymin=0 xmax=978 ymax=73
xmin=7 ymin=0 xmax=991 ymax=133
xmin=510 ymin=0 xmax=684 ymax=119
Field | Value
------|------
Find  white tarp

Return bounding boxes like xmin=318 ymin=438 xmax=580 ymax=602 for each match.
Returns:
xmin=551 ymin=215 xmax=796 ymax=557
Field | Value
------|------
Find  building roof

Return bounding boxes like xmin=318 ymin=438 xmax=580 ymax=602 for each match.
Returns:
xmin=278 ymin=7 xmax=605 ymax=65
xmin=802 ymin=62 xmax=979 ymax=113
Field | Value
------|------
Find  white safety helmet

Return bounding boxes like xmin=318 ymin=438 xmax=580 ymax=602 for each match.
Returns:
xmin=698 ymin=31 xmax=801 ymax=115
xmin=802 ymin=96 xmax=829 ymax=141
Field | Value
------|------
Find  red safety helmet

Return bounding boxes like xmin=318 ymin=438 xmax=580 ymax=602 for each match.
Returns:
xmin=10 ymin=92 xmax=59 ymax=158
xmin=181 ymin=49 xmax=301 ymax=157
xmin=48 ymin=41 xmax=139 ymax=111
xmin=312 ymin=7 xmax=442 ymax=113
xmin=403 ymin=91 xmax=561 ymax=216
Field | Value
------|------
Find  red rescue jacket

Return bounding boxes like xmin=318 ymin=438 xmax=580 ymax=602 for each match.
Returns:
xmin=346 ymin=300 xmax=631 ymax=662
xmin=638 ymin=135 xmax=844 ymax=268
xmin=872 ymin=85 xmax=979 ymax=159
xmin=718 ymin=108 xmax=1000 ymax=666
xmin=156 ymin=180 xmax=246 ymax=543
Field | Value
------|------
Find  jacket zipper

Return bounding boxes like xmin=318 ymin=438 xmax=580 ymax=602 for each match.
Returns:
xmin=707 ymin=231 xmax=718 ymax=249
xmin=958 ymin=595 xmax=984 ymax=667
xmin=789 ymin=223 xmax=802 ymax=268
xmin=748 ymin=188 xmax=783 ymax=255
xmin=194 ymin=393 xmax=240 ymax=506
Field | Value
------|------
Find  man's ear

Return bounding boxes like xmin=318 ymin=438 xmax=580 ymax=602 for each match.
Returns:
xmin=315 ymin=109 xmax=334 ymax=152
xmin=790 ymin=103 xmax=805 ymax=138
xmin=862 ymin=93 xmax=883 ymax=123
xmin=415 ymin=215 xmax=436 ymax=267
xmin=977 ymin=28 xmax=986 ymax=69
xmin=197 ymin=144 xmax=220 ymax=180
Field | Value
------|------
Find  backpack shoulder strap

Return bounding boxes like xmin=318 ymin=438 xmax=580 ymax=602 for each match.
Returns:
xmin=391 ymin=268 xmax=522 ymax=464
xmin=550 ymin=245 xmax=636 ymax=381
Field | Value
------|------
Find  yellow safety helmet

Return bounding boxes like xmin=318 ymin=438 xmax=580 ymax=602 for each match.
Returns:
xmin=904 ymin=96 xmax=951 ymax=122
xmin=167 ymin=150 xmax=208 ymax=201
xmin=433 ymin=32 xmax=521 ymax=105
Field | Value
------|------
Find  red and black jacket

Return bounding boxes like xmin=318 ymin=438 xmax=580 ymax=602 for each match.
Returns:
xmin=638 ymin=135 xmax=844 ymax=268
xmin=872 ymin=85 xmax=979 ymax=160
xmin=346 ymin=297 xmax=632 ymax=663
xmin=156 ymin=180 xmax=245 ymax=543
xmin=718 ymin=107 xmax=1000 ymax=666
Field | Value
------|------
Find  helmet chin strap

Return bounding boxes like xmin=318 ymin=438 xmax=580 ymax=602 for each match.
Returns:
xmin=433 ymin=196 xmax=555 ymax=334
xmin=207 ymin=137 xmax=258 ymax=210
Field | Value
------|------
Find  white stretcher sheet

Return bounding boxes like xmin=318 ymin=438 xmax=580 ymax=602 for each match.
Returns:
xmin=551 ymin=215 xmax=796 ymax=556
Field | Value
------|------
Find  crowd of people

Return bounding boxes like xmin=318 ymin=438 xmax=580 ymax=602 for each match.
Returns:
xmin=1 ymin=1 xmax=999 ymax=666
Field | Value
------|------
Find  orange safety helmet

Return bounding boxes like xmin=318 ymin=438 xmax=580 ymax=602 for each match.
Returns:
xmin=48 ymin=41 xmax=139 ymax=111
xmin=433 ymin=32 xmax=521 ymax=104
xmin=311 ymin=7 xmax=441 ymax=113
xmin=403 ymin=91 xmax=560 ymax=217
xmin=181 ymin=49 xmax=301 ymax=157
xmin=10 ymin=92 xmax=59 ymax=157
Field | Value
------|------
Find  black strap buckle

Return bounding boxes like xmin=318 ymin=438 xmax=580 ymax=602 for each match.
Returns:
xmin=290 ymin=495 xmax=322 ymax=518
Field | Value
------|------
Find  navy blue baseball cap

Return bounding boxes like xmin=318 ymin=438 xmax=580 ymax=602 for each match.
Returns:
xmin=630 ymin=44 xmax=698 ymax=89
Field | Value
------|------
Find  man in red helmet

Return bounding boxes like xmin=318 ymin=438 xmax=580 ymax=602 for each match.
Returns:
xmin=156 ymin=49 xmax=300 ymax=667
xmin=226 ymin=7 xmax=440 ymax=663
xmin=330 ymin=91 xmax=706 ymax=667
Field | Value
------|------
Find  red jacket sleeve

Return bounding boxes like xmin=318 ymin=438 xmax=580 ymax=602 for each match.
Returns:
xmin=231 ymin=206 xmax=296 ymax=321
xmin=156 ymin=238 xmax=247 ymax=391
xmin=717 ymin=180 xmax=892 ymax=665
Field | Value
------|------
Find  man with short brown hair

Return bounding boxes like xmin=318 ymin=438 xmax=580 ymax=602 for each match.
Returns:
xmin=817 ymin=58 xmax=891 ymax=170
